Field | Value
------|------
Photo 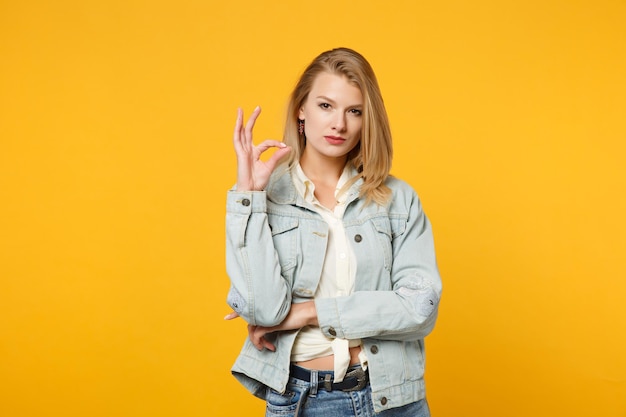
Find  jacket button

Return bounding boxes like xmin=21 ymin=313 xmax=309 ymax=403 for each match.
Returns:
xmin=381 ymin=397 xmax=388 ymax=406
xmin=328 ymin=327 xmax=337 ymax=337
xmin=354 ymin=234 xmax=362 ymax=242
xmin=241 ymin=198 xmax=250 ymax=207
xmin=370 ymin=345 xmax=378 ymax=354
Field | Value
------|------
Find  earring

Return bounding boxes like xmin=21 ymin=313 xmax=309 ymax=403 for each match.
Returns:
xmin=298 ymin=119 xmax=305 ymax=135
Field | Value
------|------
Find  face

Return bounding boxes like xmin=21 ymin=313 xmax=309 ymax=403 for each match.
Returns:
xmin=299 ymin=72 xmax=363 ymax=163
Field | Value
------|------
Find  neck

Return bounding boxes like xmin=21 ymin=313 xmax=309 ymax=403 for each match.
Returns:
xmin=299 ymin=151 xmax=347 ymax=186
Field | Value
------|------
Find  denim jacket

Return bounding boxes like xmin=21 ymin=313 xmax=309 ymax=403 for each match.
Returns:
xmin=225 ymin=166 xmax=442 ymax=412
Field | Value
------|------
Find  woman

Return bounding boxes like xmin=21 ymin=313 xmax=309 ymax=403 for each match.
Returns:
xmin=225 ymin=47 xmax=442 ymax=416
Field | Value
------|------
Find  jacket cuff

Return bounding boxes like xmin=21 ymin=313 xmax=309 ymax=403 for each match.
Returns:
xmin=226 ymin=190 xmax=267 ymax=214
xmin=315 ymin=297 xmax=345 ymax=339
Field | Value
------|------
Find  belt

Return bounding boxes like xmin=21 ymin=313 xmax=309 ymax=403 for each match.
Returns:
xmin=290 ymin=364 xmax=369 ymax=392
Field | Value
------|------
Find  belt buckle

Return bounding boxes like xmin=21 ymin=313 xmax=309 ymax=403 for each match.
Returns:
xmin=342 ymin=367 xmax=367 ymax=392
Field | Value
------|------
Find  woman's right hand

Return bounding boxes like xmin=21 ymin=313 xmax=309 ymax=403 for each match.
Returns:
xmin=233 ymin=107 xmax=291 ymax=191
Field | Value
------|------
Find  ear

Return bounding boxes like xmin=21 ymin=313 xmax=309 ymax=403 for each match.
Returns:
xmin=298 ymin=107 xmax=305 ymax=120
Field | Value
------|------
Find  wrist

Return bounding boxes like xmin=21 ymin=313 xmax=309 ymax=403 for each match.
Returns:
xmin=308 ymin=301 xmax=319 ymax=326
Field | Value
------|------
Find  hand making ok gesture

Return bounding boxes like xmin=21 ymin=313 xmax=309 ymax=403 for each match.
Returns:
xmin=233 ymin=106 xmax=291 ymax=191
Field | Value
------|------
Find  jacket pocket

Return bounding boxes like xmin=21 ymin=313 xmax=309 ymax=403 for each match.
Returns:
xmin=371 ymin=217 xmax=393 ymax=271
xmin=268 ymin=215 xmax=299 ymax=272
xmin=389 ymin=213 xmax=408 ymax=239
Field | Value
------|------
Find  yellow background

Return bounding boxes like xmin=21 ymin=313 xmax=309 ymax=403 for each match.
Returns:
xmin=1 ymin=0 xmax=625 ymax=416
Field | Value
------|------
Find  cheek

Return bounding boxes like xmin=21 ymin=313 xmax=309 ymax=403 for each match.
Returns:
xmin=306 ymin=114 xmax=328 ymax=130
xmin=350 ymin=119 xmax=363 ymax=135
xmin=304 ymin=117 xmax=319 ymax=133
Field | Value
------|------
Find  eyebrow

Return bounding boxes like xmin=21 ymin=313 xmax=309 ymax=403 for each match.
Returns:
xmin=315 ymin=95 xmax=363 ymax=108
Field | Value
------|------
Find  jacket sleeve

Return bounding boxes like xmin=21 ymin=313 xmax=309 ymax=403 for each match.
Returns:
xmin=315 ymin=189 xmax=442 ymax=342
xmin=225 ymin=190 xmax=292 ymax=327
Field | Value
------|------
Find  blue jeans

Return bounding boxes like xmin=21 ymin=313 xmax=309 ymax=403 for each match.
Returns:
xmin=265 ymin=366 xmax=430 ymax=417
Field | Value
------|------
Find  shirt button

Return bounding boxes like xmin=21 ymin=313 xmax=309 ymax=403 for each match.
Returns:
xmin=370 ymin=345 xmax=379 ymax=354
xmin=328 ymin=327 xmax=337 ymax=337
xmin=241 ymin=198 xmax=250 ymax=207
xmin=381 ymin=397 xmax=388 ymax=406
xmin=354 ymin=234 xmax=362 ymax=242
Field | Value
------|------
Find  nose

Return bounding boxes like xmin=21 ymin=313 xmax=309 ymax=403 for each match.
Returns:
xmin=332 ymin=112 xmax=347 ymax=132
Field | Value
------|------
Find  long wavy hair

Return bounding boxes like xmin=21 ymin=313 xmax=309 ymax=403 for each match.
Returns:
xmin=282 ymin=47 xmax=393 ymax=206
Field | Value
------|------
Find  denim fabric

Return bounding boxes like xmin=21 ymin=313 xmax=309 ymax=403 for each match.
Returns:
xmin=265 ymin=367 xmax=431 ymax=417
xmin=227 ymin=166 xmax=442 ymax=412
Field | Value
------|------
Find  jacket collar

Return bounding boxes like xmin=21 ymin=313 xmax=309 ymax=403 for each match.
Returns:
xmin=266 ymin=164 xmax=364 ymax=208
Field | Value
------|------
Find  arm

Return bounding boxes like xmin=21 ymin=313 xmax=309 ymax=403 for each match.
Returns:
xmin=227 ymin=301 xmax=318 ymax=351
xmin=316 ymin=189 xmax=442 ymax=341
xmin=225 ymin=107 xmax=292 ymax=327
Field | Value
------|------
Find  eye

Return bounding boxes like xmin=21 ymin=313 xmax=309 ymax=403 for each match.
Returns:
xmin=349 ymin=108 xmax=362 ymax=116
xmin=319 ymin=102 xmax=331 ymax=110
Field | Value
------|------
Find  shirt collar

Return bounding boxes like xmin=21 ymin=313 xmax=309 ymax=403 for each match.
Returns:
xmin=292 ymin=163 xmax=357 ymax=206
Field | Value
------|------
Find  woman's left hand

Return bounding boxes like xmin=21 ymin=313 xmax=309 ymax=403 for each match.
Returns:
xmin=224 ymin=301 xmax=318 ymax=351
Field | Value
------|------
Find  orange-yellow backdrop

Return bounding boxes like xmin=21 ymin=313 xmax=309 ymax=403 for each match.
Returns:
xmin=1 ymin=1 xmax=625 ymax=416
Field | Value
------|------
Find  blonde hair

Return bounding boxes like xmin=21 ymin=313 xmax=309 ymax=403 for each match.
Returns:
xmin=282 ymin=47 xmax=393 ymax=206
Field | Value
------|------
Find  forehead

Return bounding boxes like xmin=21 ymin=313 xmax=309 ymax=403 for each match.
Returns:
xmin=309 ymin=72 xmax=363 ymax=103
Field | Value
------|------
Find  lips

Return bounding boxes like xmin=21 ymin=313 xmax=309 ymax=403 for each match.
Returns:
xmin=324 ymin=135 xmax=346 ymax=145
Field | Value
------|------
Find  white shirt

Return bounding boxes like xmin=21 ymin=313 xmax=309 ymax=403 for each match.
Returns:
xmin=289 ymin=163 xmax=367 ymax=382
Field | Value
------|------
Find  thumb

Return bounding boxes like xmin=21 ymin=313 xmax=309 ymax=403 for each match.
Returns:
xmin=265 ymin=146 xmax=291 ymax=171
